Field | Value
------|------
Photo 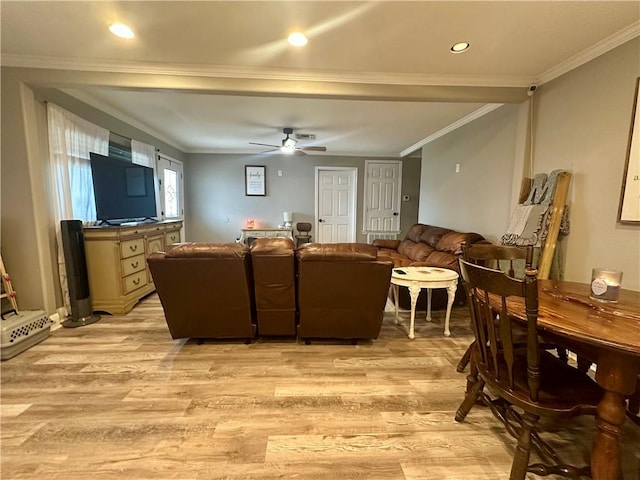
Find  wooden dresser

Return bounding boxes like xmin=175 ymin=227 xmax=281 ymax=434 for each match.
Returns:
xmin=83 ymin=221 xmax=183 ymax=315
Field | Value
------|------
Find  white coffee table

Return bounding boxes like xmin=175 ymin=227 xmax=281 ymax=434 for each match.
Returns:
xmin=391 ymin=266 xmax=459 ymax=339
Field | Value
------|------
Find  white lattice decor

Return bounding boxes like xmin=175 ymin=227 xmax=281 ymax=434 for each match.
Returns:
xmin=1 ymin=310 xmax=52 ymax=360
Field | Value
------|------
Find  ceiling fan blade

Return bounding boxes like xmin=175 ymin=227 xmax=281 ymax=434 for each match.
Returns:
xmin=298 ymin=146 xmax=327 ymax=152
xmin=249 ymin=142 xmax=279 ymax=148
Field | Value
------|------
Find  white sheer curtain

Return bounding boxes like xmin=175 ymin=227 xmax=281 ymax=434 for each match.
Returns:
xmin=131 ymin=139 xmax=156 ymax=167
xmin=47 ymin=103 xmax=109 ymax=313
xmin=47 ymin=103 xmax=109 ymax=222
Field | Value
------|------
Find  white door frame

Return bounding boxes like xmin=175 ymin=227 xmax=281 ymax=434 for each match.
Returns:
xmin=157 ymin=153 xmax=184 ymax=222
xmin=314 ymin=166 xmax=358 ymax=243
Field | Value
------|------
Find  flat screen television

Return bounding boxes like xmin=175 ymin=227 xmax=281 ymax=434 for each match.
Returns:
xmin=89 ymin=152 xmax=157 ymax=224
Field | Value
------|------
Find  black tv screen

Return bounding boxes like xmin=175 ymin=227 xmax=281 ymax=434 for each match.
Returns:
xmin=89 ymin=152 xmax=157 ymax=223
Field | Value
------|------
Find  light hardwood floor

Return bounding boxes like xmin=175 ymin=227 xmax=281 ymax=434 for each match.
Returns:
xmin=1 ymin=295 xmax=638 ymax=479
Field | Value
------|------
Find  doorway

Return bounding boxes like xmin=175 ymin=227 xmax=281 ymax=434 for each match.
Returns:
xmin=315 ymin=167 xmax=357 ymax=243
xmin=157 ymin=154 xmax=184 ymax=221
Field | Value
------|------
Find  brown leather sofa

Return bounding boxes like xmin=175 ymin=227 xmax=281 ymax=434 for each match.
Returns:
xmin=147 ymin=242 xmax=256 ymax=341
xmin=373 ymin=224 xmax=486 ymax=309
xmin=250 ymin=238 xmax=296 ymax=336
xmin=296 ymin=243 xmax=393 ymax=342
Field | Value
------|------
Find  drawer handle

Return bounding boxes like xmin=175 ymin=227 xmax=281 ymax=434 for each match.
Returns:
xmin=133 ymin=278 xmax=141 ymax=285
xmin=129 ymin=245 xmax=138 ymax=252
xmin=131 ymin=261 xmax=139 ymax=268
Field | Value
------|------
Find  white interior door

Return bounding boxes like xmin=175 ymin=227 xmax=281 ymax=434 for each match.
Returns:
xmin=316 ymin=167 xmax=357 ymax=243
xmin=363 ymin=160 xmax=402 ymax=232
xmin=157 ymin=154 xmax=184 ymax=220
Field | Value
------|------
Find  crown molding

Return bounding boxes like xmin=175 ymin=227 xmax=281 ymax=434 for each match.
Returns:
xmin=2 ymin=54 xmax=533 ymax=88
xmin=186 ymin=147 xmax=399 ymax=158
xmin=400 ymin=104 xmax=504 ymax=156
xmin=536 ymin=21 xmax=640 ymax=85
xmin=61 ymin=88 xmax=186 ymax=152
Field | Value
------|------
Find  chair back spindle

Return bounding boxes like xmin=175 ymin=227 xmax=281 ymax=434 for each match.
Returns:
xmin=460 ymin=259 xmax=540 ymax=401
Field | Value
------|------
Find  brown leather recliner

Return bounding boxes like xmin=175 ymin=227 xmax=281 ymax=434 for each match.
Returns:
xmin=296 ymin=243 xmax=393 ymax=342
xmin=147 ymin=242 xmax=256 ymax=340
xmin=250 ymin=238 xmax=296 ymax=336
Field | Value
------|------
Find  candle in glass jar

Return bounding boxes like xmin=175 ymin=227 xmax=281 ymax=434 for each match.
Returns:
xmin=590 ymin=268 xmax=622 ymax=303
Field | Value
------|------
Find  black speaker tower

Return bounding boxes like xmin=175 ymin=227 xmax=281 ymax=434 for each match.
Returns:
xmin=60 ymin=220 xmax=101 ymax=328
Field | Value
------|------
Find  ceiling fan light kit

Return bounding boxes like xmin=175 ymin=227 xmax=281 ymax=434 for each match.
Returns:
xmin=249 ymin=128 xmax=327 ymax=155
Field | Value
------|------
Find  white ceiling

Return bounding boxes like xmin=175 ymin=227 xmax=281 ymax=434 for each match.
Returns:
xmin=2 ymin=1 xmax=639 ymax=157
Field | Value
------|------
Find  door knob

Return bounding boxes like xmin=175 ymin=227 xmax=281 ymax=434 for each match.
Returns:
xmin=318 ymin=219 xmax=325 ymax=223
xmin=393 ymin=212 xmax=399 ymax=216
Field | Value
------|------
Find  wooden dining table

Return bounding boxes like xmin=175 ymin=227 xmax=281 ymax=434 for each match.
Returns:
xmin=500 ymin=279 xmax=640 ymax=480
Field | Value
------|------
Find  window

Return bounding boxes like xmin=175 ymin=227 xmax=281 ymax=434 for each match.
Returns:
xmin=157 ymin=155 xmax=183 ymax=219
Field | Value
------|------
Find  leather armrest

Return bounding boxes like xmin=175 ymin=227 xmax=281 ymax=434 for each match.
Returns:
xmin=372 ymin=239 xmax=400 ymax=250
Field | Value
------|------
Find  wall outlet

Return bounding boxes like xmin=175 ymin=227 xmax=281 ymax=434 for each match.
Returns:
xmin=277 ymin=170 xmax=283 ymax=177
xmin=455 ymin=163 xmax=460 ymax=173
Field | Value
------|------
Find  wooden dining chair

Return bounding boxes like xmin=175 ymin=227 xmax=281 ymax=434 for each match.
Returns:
xmin=455 ymin=259 xmax=603 ymax=479
xmin=457 ymin=243 xmax=533 ymax=372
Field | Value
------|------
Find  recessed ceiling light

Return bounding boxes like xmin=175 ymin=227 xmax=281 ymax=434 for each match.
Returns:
xmin=288 ymin=32 xmax=308 ymax=47
xmin=450 ymin=42 xmax=470 ymax=53
xmin=109 ymin=23 xmax=135 ymax=39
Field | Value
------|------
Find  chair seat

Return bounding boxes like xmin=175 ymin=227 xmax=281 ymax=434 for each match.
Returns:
xmin=475 ymin=348 xmax=603 ymax=416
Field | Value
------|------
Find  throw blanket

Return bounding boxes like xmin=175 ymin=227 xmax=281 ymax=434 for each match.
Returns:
xmin=501 ymin=204 xmax=548 ymax=247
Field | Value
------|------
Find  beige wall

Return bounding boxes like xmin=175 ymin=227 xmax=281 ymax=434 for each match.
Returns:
xmin=418 ymin=38 xmax=640 ymax=290
xmin=1 ymin=72 xmax=56 ymax=312
xmin=532 ymin=38 xmax=640 ymax=290
xmin=186 ymin=153 xmax=421 ymax=243
xmin=419 ymin=104 xmax=521 ymax=242
xmin=0 ymin=67 xmax=187 ymax=314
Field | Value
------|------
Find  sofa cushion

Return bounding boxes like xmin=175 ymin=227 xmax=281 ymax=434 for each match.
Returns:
xmin=297 ymin=243 xmax=378 ymax=262
xmin=377 ymin=248 xmax=414 ymax=267
xmin=419 ymin=226 xmax=452 ymax=248
xmin=424 ymin=251 xmax=460 ymax=272
xmin=165 ymin=242 xmax=248 ymax=258
xmin=372 ymin=238 xmax=400 ymax=250
xmin=250 ymin=237 xmax=295 ymax=255
xmin=405 ymin=224 xmax=429 ymax=243
xmin=397 ymin=240 xmax=434 ymax=262
xmin=436 ymin=231 xmax=486 ymax=255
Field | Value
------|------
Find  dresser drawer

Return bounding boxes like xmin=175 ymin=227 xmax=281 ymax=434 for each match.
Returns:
xmin=146 ymin=235 xmax=164 ymax=255
xmin=120 ymin=253 xmax=146 ymax=277
xmin=165 ymin=231 xmax=181 ymax=246
xmin=120 ymin=238 xmax=144 ymax=259
xmin=122 ymin=271 xmax=148 ymax=295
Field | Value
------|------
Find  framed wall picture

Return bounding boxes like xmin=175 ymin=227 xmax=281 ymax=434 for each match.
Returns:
xmin=618 ymin=77 xmax=640 ymax=224
xmin=245 ymin=165 xmax=266 ymax=196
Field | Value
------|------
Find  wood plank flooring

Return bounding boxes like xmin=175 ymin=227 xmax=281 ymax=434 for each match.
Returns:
xmin=1 ymin=295 xmax=638 ymax=479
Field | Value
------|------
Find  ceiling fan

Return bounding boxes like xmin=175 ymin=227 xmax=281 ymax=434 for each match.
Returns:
xmin=249 ymin=128 xmax=327 ymax=155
